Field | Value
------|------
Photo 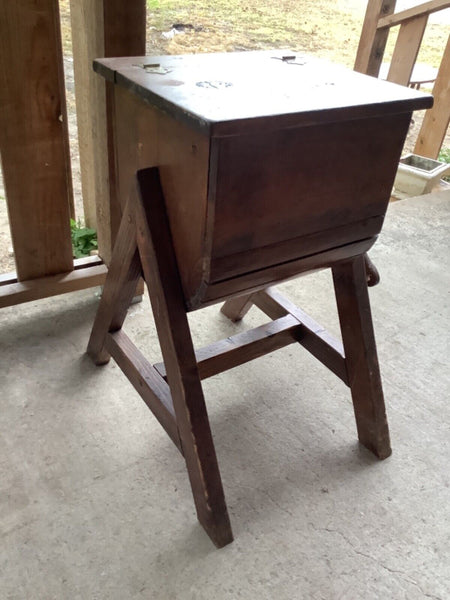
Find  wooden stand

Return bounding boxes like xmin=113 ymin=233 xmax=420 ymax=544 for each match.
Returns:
xmin=88 ymin=167 xmax=391 ymax=548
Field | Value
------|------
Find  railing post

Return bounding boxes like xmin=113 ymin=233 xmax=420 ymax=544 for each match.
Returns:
xmin=70 ymin=0 xmax=146 ymax=264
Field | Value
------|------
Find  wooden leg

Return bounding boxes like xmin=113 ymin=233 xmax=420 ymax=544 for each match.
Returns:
xmin=135 ymin=168 xmax=233 ymax=547
xmin=332 ymin=256 xmax=391 ymax=459
xmin=87 ymin=197 xmax=142 ymax=364
xmin=221 ymin=292 xmax=255 ymax=321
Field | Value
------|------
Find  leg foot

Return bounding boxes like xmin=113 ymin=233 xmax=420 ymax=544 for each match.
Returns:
xmin=333 ymin=256 xmax=391 ymax=459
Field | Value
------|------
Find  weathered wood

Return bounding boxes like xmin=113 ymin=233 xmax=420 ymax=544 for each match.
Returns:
xmin=155 ymin=315 xmax=303 ymax=380
xmin=414 ymin=34 xmax=450 ymax=159
xmin=332 ymin=257 xmax=391 ymax=459
xmin=105 ymin=330 xmax=181 ymax=452
xmin=135 ymin=168 xmax=233 ymax=548
xmin=377 ymin=0 xmax=450 ymax=28
xmin=0 ymin=265 xmax=106 ymax=309
xmin=252 ymin=288 xmax=348 ymax=384
xmin=387 ymin=16 xmax=428 ymax=86
xmin=70 ymin=0 xmax=146 ymax=263
xmin=0 ymin=0 xmax=73 ymax=280
xmin=354 ymin=0 xmax=397 ymax=76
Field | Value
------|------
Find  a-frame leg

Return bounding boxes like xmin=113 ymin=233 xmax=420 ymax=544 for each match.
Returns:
xmin=220 ymin=292 xmax=255 ymax=322
xmin=332 ymin=256 xmax=391 ymax=459
xmin=134 ymin=168 xmax=233 ymax=548
xmin=87 ymin=198 xmax=142 ymax=365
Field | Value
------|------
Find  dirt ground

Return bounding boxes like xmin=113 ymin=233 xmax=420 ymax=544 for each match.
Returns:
xmin=0 ymin=1 xmax=449 ymax=273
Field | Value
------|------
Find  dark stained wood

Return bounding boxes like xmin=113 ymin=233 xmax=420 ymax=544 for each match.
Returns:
xmin=87 ymin=196 xmax=142 ymax=365
xmin=105 ymin=329 xmax=181 ymax=452
xmin=87 ymin=50 xmax=425 ymax=546
xmin=95 ymin=50 xmax=431 ymax=136
xmin=97 ymin=51 xmax=430 ymax=308
xmin=211 ymin=218 xmax=384 ymax=281
xmin=0 ymin=0 xmax=73 ymax=280
xmin=252 ymin=289 xmax=348 ymax=384
xmin=198 ymin=237 xmax=377 ymax=310
xmin=220 ymin=293 xmax=255 ymax=322
xmin=332 ymin=256 xmax=391 ymax=459
xmin=155 ymin=315 xmax=303 ymax=380
xmin=134 ymin=168 xmax=233 ymax=548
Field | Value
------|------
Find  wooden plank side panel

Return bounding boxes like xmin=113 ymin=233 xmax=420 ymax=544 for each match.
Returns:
xmin=387 ymin=15 xmax=428 ymax=86
xmin=0 ymin=0 xmax=74 ymax=280
xmin=414 ymin=34 xmax=450 ymax=158
xmin=354 ymin=0 xmax=397 ymax=76
xmin=210 ymin=114 xmax=411 ymax=263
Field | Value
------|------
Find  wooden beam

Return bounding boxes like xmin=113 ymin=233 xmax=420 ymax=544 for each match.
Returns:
xmin=354 ymin=0 xmax=397 ymax=77
xmin=414 ymin=34 xmax=450 ymax=159
xmin=70 ymin=0 xmax=146 ymax=264
xmin=387 ymin=15 xmax=428 ymax=86
xmin=0 ymin=0 xmax=74 ymax=281
xmin=155 ymin=315 xmax=303 ymax=380
xmin=105 ymin=330 xmax=182 ymax=453
xmin=252 ymin=289 xmax=348 ymax=384
xmin=0 ymin=255 xmax=103 ymax=287
xmin=378 ymin=0 xmax=450 ymax=29
xmin=0 ymin=264 xmax=107 ymax=309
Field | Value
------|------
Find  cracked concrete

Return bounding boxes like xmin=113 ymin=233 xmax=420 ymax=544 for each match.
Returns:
xmin=1 ymin=190 xmax=449 ymax=599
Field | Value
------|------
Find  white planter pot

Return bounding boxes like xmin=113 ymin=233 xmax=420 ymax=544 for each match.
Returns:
xmin=394 ymin=153 xmax=450 ymax=196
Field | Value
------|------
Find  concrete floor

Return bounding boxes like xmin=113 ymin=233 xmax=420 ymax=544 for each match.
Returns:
xmin=1 ymin=191 xmax=449 ymax=600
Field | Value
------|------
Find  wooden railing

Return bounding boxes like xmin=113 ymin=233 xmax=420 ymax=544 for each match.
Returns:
xmin=355 ymin=0 xmax=450 ymax=159
xmin=0 ymin=1 xmax=146 ymax=308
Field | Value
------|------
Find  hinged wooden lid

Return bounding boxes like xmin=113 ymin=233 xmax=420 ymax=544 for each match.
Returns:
xmin=94 ymin=50 xmax=433 ymax=137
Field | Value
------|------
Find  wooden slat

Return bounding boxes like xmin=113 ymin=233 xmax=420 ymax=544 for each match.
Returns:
xmin=87 ymin=197 xmax=142 ymax=365
xmin=252 ymin=288 xmax=348 ymax=384
xmin=414 ymin=34 xmax=450 ymax=158
xmin=155 ymin=315 xmax=303 ymax=380
xmin=105 ymin=330 xmax=181 ymax=453
xmin=0 ymin=0 xmax=74 ymax=280
xmin=378 ymin=0 xmax=450 ymax=28
xmin=354 ymin=0 xmax=397 ymax=76
xmin=387 ymin=16 xmax=428 ymax=86
xmin=0 ymin=265 xmax=107 ymax=309
xmin=0 ymin=256 xmax=104 ymax=287
xmin=70 ymin=0 xmax=146 ymax=263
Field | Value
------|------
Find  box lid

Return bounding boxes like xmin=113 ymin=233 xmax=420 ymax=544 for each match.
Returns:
xmin=94 ymin=50 xmax=433 ymax=137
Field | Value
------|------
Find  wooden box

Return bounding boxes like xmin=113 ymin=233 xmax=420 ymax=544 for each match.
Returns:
xmin=95 ymin=50 xmax=431 ymax=309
